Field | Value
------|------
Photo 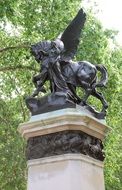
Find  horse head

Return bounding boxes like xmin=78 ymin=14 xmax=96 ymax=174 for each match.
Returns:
xmin=31 ymin=40 xmax=52 ymax=63
xmin=31 ymin=39 xmax=64 ymax=63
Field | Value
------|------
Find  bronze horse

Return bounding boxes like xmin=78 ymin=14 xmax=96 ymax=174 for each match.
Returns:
xmin=30 ymin=9 xmax=108 ymax=118
xmin=31 ymin=41 xmax=108 ymax=114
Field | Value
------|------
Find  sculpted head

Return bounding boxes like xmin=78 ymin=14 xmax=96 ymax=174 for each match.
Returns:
xmin=31 ymin=39 xmax=64 ymax=63
xmin=31 ymin=40 xmax=52 ymax=63
xmin=51 ymin=39 xmax=64 ymax=54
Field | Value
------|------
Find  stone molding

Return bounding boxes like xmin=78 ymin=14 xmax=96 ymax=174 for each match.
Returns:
xmin=27 ymin=153 xmax=104 ymax=168
xmin=18 ymin=108 xmax=109 ymax=140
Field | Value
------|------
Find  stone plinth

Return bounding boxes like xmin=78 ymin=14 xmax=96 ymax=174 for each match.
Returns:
xmin=27 ymin=154 xmax=104 ymax=190
xmin=18 ymin=107 xmax=109 ymax=190
xmin=19 ymin=107 xmax=108 ymax=140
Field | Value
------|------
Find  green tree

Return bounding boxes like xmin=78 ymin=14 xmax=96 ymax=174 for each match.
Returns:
xmin=0 ymin=1 xmax=122 ymax=189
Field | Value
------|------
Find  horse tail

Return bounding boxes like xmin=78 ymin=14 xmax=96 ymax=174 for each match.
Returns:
xmin=95 ymin=64 xmax=108 ymax=88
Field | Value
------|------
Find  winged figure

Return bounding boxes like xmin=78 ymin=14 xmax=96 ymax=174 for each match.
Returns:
xmin=29 ymin=8 xmax=108 ymax=119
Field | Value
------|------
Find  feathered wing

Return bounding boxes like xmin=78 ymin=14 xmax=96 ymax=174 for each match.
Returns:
xmin=60 ymin=8 xmax=86 ymax=61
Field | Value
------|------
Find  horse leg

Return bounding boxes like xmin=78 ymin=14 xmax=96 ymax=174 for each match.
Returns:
xmin=80 ymin=88 xmax=92 ymax=106
xmin=77 ymin=77 xmax=92 ymax=105
xmin=91 ymin=90 xmax=108 ymax=110
xmin=33 ymin=68 xmax=48 ymax=86
xmin=67 ymin=83 xmax=81 ymax=103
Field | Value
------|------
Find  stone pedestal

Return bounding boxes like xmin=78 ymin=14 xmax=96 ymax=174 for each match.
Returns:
xmin=27 ymin=154 xmax=104 ymax=190
xmin=18 ymin=107 xmax=109 ymax=190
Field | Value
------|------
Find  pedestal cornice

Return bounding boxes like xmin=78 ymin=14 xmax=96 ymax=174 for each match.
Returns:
xmin=18 ymin=108 xmax=109 ymax=140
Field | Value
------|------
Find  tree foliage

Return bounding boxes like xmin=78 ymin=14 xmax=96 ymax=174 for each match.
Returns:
xmin=0 ymin=0 xmax=122 ymax=189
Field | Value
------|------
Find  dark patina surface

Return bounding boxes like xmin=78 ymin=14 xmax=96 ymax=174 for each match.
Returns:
xmin=26 ymin=8 xmax=108 ymax=119
xmin=26 ymin=130 xmax=104 ymax=161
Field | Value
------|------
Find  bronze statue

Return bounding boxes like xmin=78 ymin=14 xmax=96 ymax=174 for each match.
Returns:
xmin=26 ymin=9 xmax=108 ymax=119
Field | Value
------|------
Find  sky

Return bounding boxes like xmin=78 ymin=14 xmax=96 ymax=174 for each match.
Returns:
xmin=82 ymin=0 xmax=122 ymax=45
xmin=2 ymin=0 xmax=122 ymax=46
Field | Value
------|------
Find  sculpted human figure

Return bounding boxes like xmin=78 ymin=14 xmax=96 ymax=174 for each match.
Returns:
xmin=27 ymin=8 xmax=108 ymax=119
xmin=31 ymin=39 xmax=72 ymax=98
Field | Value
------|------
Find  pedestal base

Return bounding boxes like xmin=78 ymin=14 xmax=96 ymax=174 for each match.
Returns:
xmin=27 ymin=154 xmax=104 ymax=190
xmin=18 ymin=108 xmax=109 ymax=190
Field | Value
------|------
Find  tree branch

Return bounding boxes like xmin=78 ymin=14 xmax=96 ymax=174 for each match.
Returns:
xmin=8 ymin=74 xmax=27 ymax=121
xmin=0 ymin=44 xmax=30 ymax=53
xmin=0 ymin=65 xmax=38 ymax=72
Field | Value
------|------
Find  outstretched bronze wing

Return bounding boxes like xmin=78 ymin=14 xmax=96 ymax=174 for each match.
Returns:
xmin=60 ymin=8 xmax=86 ymax=61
